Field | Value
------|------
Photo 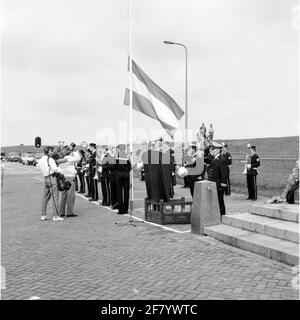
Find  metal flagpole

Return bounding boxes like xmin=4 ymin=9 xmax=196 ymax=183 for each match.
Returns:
xmin=115 ymin=0 xmax=143 ymax=226
xmin=129 ymin=0 xmax=134 ymax=214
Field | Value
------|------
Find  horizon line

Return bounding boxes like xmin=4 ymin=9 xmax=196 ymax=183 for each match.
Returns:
xmin=1 ymin=134 xmax=299 ymax=148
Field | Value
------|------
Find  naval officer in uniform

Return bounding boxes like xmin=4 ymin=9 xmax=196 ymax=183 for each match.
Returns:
xmin=207 ymin=142 xmax=228 ymax=216
xmin=115 ymin=144 xmax=132 ymax=214
xmin=246 ymin=145 xmax=260 ymax=200
xmin=222 ymin=143 xmax=232 ymax=196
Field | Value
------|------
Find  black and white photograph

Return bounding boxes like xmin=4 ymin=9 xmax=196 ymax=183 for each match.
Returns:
xmin=0 ymin=0 xmax=299 ymax=306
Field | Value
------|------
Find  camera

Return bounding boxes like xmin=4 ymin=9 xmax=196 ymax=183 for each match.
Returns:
xmin=50 ymin=145 xmax=73 ymax=191
xmin=52 ymin=145 xmax=71 ymax=161
xmin=54 ymin=172 xmax=71 ymax=191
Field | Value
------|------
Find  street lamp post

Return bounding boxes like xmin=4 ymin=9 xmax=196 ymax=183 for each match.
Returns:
xmin=163 ymin=41 xmax=188 ymax=149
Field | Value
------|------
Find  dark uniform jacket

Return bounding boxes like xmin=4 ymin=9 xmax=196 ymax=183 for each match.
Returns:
xmin=116 ymin=152 xmax=132 ymax=173
xmin=247 ymin=153 xmax=260 ymax=176
xmin=85 ymin=152 xmax=91 ymax=177
xmin=222 ymin=152 xmax=232 ymax=166
xmin=76 ymin=156 xmax=86 ymax=176
xmin=207 ymin=155 xmax=228 ymax=185
xmin=89 ymin=150 xmax=97 ymax=177
xmin=101 ymin=153 xmax=110 ymax=178
xmin=107 ymin=152 xmax=117 ymax=175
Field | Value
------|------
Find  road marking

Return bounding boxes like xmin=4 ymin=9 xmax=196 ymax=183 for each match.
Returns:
xmin=121 ymin=215 xmax=191 ymax=234
xmin=32 ymin=177 xmax=191 ymax=234
xmin=75 ymin=192 xmax=100 ymax=205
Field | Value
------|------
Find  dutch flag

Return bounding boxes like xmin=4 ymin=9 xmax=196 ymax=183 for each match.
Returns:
xmin=124 ymin=59 xmax=184 ymax=137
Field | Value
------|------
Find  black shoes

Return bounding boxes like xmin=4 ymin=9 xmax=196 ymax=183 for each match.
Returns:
xmin=89 ymin=198 xmax=98 ymax=201
xmin=101 ymin=202 xmax=110 ymax=206
xmin=66 ymin=214 xmax=78 ymax=217
xmin=117 ymin=210 xmax=128 ymax=215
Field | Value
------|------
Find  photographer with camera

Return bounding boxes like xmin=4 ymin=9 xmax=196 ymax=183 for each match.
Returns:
xmin=57 ymin=143 xmax=81 ymax=217
xmin=38 ymin=146 xmax=64 ymax=222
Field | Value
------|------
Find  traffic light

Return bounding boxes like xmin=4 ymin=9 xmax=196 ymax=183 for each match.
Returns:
xmin=34 ymin=136 xmax=41 ymax=148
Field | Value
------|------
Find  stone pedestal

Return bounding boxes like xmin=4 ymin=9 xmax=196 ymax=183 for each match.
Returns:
xmin=191 ymin=180 xmax=221 ymax=235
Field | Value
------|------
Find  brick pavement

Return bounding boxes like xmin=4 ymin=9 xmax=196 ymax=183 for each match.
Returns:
xmin=1 ymin=163 xmax=299 ymax=300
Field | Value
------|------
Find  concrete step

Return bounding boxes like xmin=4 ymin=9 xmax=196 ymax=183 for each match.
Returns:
xmin=204 ymin=224 xmax=299 ymax=266
xmin=222 ymin=213 xmax=299 ymax=243
xmin=251 ymin=204 xmax=299 ymax=223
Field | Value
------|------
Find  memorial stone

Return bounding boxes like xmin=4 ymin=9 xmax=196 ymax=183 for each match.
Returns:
xmin=191 ymin=180 xmax=221 ymax=235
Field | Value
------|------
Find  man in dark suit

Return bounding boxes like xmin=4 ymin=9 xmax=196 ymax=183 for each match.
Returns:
xmin=246 ymin=145 xmax=260 ymax=200
xmin=100 ymin=147 xmax=111 ymax=206
xmin=207 ymin=142 xmax=228 ymax=216
xmin=108 ymin=146 xmax=119 ymax=210
xmin=115 ymin=144 xmax=132 ymax=214
xmin=222 ymin=143 xmax=232 ymax=196
xmin=84 ymin=149 xmax=92 ymax=198
xmin=88 ymin=143 xmax=98 ymax=201
xmin=76 ymin=149 xmax=86 ymax=194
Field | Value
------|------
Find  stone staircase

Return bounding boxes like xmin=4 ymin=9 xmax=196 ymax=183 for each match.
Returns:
xmin=204 ymin=204 xmax=299 ymax=266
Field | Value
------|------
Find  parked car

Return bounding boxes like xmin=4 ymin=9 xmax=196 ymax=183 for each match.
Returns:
xmin=7 ymin=152 xmax=20 ymax=162
xmin=21 ymin=152 xmax=36 ymax=165
xmin=34 ymin=152 xmax=43 ymax=166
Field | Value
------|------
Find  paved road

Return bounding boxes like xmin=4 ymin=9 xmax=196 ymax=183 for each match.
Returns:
xmin=1 ymin=162 xmax=299 ymax=300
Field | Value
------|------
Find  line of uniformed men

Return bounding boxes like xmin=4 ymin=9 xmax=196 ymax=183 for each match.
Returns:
xmin=75 ymin=143 xmax=132 ymax=215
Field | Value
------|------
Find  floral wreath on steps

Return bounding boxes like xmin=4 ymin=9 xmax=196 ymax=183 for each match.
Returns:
xmin=266 ymin=160 xmax=299 ymax=204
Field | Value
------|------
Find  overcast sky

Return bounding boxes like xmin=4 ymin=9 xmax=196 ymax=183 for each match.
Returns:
xmin=1 ymin=0 xmax=299 ymax=146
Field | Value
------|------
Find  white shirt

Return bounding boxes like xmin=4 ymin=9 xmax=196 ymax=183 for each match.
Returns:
xmin=38 ymin=155 xmax=61 ymax=177
xmin=59 ymin=151 xmax=81 ymax=177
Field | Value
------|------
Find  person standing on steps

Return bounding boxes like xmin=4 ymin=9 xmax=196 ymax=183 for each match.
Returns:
xmin=246 ymin=145 xmax=260 ymax=201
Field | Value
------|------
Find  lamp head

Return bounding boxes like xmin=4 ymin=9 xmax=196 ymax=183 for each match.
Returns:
xmin=163 ymin=41 xmax=175 ymax=45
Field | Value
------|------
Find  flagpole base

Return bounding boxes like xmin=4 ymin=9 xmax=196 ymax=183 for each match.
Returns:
xmin=115 ymin=205 xmax=144 ymax=227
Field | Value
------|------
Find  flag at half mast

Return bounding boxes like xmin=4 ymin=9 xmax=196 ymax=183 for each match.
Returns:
xmin=124 ymin=59 xmax=184 ymax=137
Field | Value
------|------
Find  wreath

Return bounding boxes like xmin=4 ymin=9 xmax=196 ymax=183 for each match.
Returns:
xmin=266 ymin=160 xmax=299 ymax=204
